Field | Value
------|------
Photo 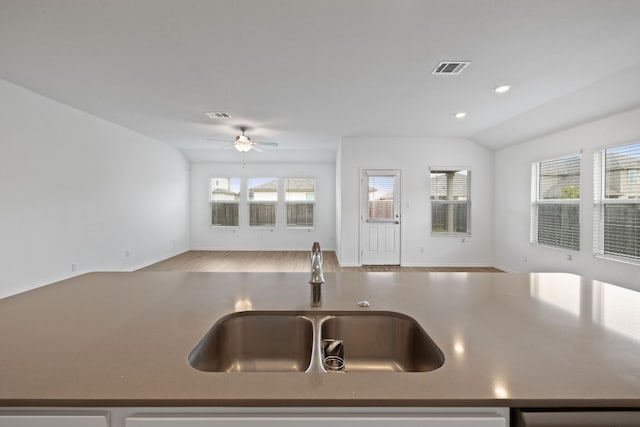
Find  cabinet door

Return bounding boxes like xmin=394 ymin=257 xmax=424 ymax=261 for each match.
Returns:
xmin=514 ymin=410 xmax=640 ymax=426
xmin=127 ymin=414 xmax=506 ymax=427
xmin=0 ymin=414 xmax=108 ymax=427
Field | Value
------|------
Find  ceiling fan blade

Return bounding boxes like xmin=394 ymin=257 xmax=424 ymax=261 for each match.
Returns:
xmin=251 ymin=145 xmax=264 ymax=152
xmin=255 ymin=141 xmax=279 ymax=147
xmin=205 ymin=138 xmax=232 ymax=143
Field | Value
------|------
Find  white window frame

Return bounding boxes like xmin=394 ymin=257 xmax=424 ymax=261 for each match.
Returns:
xmin=594 ymin=142 xmax=640 ymax=264
xmin=284 ymin=177 xmax=316 ymax=229
xmin=210 ymin=177 xmax=241 ymax=227
xmin=429 ymin=167 xmax=471 ymax=236
xmin=530 ymin=154 xmax=581 ymax=251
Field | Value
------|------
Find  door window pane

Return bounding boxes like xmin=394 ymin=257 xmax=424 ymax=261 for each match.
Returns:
xmin=368 ymin=176 xmax=394 ymax=220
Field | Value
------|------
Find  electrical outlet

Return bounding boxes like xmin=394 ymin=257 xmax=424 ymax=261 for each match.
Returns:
xmin=71 ymin=263 xmax=77 ymax=272
xmin=566 ymin=254 xmax=572 ymax=261
xmin=125 ymin=249 xmax=131 ymax=258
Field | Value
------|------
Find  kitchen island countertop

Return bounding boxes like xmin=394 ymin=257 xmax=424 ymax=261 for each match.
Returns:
xmin=1 ymin=271 xmax=639 ymax=407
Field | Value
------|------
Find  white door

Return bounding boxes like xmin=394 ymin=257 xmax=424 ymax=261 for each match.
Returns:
xmin=360 ymin=170 xmax=401 ymax=265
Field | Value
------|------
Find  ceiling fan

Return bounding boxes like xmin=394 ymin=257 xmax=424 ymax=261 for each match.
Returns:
xmin=206 ymin=127 xmax=279 ymax=152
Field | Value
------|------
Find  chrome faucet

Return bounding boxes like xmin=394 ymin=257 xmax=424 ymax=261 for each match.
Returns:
xmin=309 ymin=241 xmax=325 ymax=307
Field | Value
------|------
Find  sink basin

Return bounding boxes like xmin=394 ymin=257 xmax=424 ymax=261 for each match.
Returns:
xmin=188 ymin=312 xmax=313 ymax=372
xmin=320 ymin=312 xmax=445 ymax=372
xmin=188 ymin=310 xmax=444 ymax=373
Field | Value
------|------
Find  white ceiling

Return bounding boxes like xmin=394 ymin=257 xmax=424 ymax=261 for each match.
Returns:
xmin=2 ymin=0 xmax=640 ymax=162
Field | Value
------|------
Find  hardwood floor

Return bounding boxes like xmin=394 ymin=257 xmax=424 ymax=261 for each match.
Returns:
xmin=140 ymin=251 xmax=502 ymax=273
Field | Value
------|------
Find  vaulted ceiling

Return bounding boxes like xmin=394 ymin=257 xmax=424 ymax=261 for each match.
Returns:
xmin=2 ymin=0 xmax=640 ymax=162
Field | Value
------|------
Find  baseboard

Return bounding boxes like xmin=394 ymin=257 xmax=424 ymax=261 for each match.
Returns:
xmin=493 ymin=264 xmax=516 ymax=273
xmin=400 ymin=262 xmax=497 ymax=268
xmin=128 ymin=249 xmax=190 ymax=272
xmin=189 ymin=247 xmax=337 ymax=252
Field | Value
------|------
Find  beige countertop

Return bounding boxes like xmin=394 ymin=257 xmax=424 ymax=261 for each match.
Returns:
xmin=1 ymin=271 xmax=640 ymax=408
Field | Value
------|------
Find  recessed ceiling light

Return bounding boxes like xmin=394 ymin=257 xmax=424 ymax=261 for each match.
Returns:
xmin=204 ymin=111 xmax=231 ymax=119
xmin=454 ymin=112 xmax=467 ymax=119
xmin=494 ymin=84 xmax=511 ymax=94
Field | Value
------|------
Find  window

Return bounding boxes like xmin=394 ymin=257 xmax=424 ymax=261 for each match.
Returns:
xmin=430 ymin=169 xmax=470 ymax=234
xmin=531 ymin=154 xmax=581 ymax=250
xmin=594 ymin=142 xmax=640 ymax=262
xmin=210 ymin=177 xmax=240 ymax=226
xmin=248 ymin=177 xmax=277 ymax=226
xmin=367 ymin=175 xmax=395 ymax=221
xmin=285 ymin=178 xmax=315 ymax=227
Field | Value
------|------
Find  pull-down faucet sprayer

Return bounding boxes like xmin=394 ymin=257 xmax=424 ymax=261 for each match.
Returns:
xmin=309 ymin=241 xmax=325 ymax=307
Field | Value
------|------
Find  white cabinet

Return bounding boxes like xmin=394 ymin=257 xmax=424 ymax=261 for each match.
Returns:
xmin=126 ymin=413 xmax=506 ymax=427
xmin=1 ymin=407 xmax=507 ymax=427
xmin=0 ymin=413 xmax=108 ymax=427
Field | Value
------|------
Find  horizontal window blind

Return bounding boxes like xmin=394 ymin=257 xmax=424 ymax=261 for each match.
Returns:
xmin=430 ymin=170 xmax=469 ymax=201
xmin=538 ymin=156 xmax=581 ymax=200
xmin=531 ymin=155 xmax=581 ymax=251
xmin=430 ymin=170 xmax=470 ymax=234
xmin=368 ymin=175 xmax=395 ymax=220
xmin=595 ymin=143 xmax=640 ymax=261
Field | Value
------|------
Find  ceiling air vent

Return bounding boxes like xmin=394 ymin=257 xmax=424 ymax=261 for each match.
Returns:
xmin=432 ymin=61 xmax=471 ymax=75
xmin=205 ymin=111 xmax=231 ymax=119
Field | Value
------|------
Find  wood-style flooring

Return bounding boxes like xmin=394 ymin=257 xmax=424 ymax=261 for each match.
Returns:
xmin=140 ymin=251 xmax=502 ymax=273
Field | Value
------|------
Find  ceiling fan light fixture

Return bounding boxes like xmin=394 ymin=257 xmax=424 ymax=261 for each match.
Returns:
xmin=236 ymin=135 xmax=251 ymax=144
xmin=235 ymin=134 xmax=253 ymax=152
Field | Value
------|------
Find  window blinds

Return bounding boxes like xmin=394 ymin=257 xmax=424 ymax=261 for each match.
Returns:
xmin=594 ymin=143 xmax=640 ymax=260
xmin=367 ymin=175 xmax=395 ymax=221
xmin=285 ymin=178 xmax=315 ymax=227
xmin=430 ymin=170 xmax=470 ymax=234
xmin=532 ymin=155 xmax=581 ymax=251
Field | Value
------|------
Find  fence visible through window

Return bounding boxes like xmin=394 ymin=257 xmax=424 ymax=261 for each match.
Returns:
xmin=367 ymin=175 xmax=394 ymax=220
xmin=286 ymin=178 xmax=315 ymax=227
xmin=211 ymin=177 xmax=241 ymax=226
xmin=248 ymin=177 xmax=277 ymax=226
xmin=430 ymin=169 xmax=470 ymax=234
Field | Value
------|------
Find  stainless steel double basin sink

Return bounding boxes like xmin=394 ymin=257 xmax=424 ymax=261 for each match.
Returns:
xmin=188 ymin=311 xmax=445 ymax=373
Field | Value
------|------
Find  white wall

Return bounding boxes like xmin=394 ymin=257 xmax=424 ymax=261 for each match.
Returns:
xmin=190 ymin=162 xmax=336 ymax=250
xmin=493 ymin=107 xmax=640 ymax=292
xmin=338 ymin=137 xmax=494 ymax=266
xmin=335 ymin=142 xmax=343 ymax=261
xmin=0 ymin=79 xmax=190 ymax=299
